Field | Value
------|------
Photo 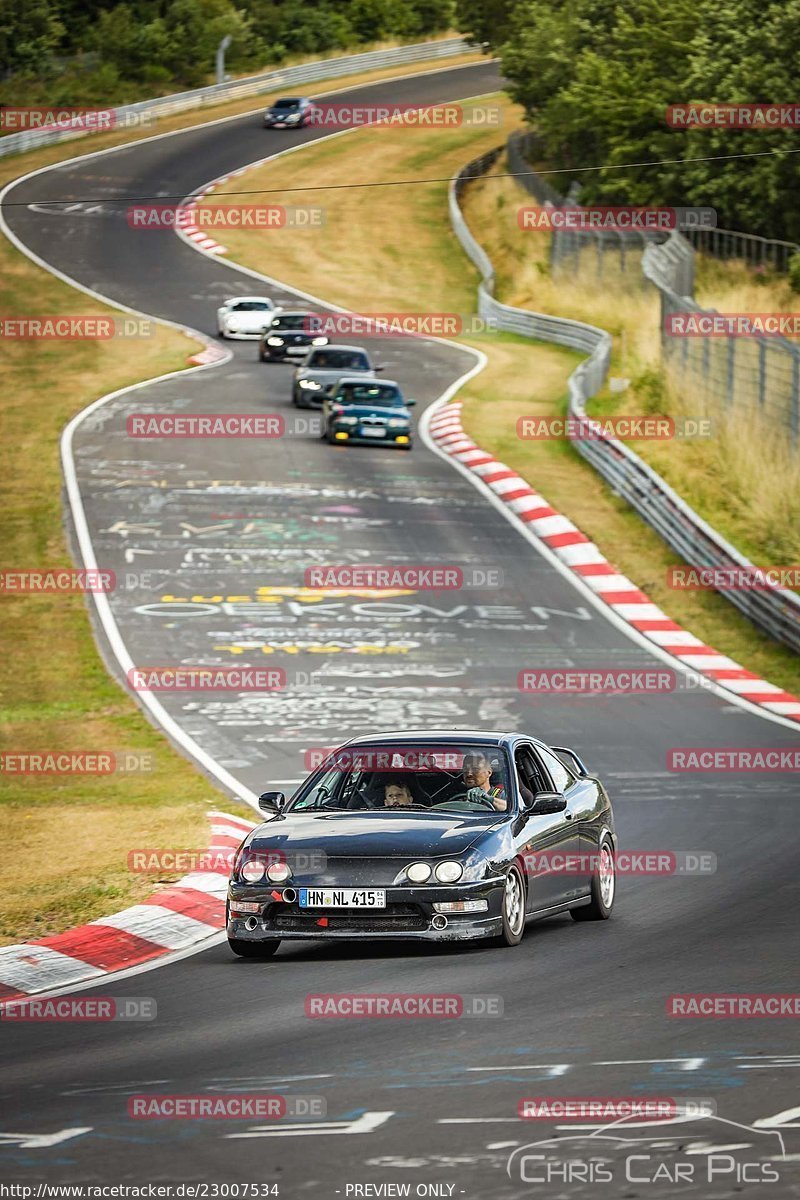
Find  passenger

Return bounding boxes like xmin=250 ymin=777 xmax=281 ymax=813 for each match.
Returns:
xmin=461 ymin=752 xmax=507 ymax=812
xmin=383 ymin=779 xmax=415 ymax=808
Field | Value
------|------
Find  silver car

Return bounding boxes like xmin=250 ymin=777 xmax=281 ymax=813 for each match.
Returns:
xmin=291 ymin=343 xmax=383 ymax=408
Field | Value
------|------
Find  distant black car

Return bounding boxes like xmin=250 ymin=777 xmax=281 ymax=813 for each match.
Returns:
xmin=263 ymin=97 xmax=314 ymax=129
xmin=226 ymin=730 xmax=616 ymax=957
xmin=322 ymin=377 xmax=416 ymax=449
xmin=259 ymin=311 xmax=329 ymax=361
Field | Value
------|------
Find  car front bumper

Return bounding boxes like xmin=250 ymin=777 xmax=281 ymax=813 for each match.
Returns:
xmin=228 ymin=879 xmax=504 ymax=942
xmin=329 ymin=427 xmax=412 ymax=448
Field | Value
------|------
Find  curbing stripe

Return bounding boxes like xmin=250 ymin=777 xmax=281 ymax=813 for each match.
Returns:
xmin=0 ymin=810 xmax=255 ymax=1002
xmin=429 ymin=402 xmax=800 ymax=724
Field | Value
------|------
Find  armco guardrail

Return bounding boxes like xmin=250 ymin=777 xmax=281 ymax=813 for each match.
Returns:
xmin=0 ymin=37 xmax=474 ymax=159
xmin=449 ymin=149 xmax=800 ymax=654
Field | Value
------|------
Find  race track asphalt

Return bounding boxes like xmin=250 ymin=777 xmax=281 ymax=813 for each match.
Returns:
xmin=2 ymin=60 xmax=799 ymax=1198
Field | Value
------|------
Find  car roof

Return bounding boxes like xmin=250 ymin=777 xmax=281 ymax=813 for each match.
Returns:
xmin=270 ymin=310 xmax=314 ymax=318
xmin=225 ymin=296 xmax=273 ymax=305
xmin=308 ymin=343 xmax=370 ymax=353
xmin=341 ymin=730 xmax=534 ymax=747
xmin=274 ymin=96 xmax=308 ymax=103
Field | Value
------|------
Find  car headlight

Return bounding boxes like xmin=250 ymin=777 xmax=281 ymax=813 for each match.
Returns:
xmin=286 ymin=113 xmax=300 ymax=122
xmin=387 ymin=418 xmax=409 ymax=428
xmin=336 ymin=415 xmax=358 ymax=425
xmin=267 ymin=337 xmax=284 ymax=346
xmin=435 ymin=861 xmax=464 ymax=884
xmin=240 ymin=855 xmax=266 ymax=883
xmin=311 ymin=336 xmax=328 ymax=345
xmin=298 ymin=379 xmax=321 ymax=390
xmin=227 ymin=320 xmax=239 ymax=332
xmin=266 ymin=861 xmax=292 ymax=883
xmin=406 ymin=862 xmax=432 ymax=883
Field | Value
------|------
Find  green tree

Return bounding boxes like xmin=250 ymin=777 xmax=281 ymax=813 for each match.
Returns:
xmin=0 ymin=0 xmax=63 ymax=75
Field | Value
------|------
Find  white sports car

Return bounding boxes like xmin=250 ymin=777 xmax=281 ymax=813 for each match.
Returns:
xmin=217 ymin=296 xmax=276 ymax=339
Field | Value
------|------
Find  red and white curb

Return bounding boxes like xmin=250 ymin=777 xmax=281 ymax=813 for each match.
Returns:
xmin=178 ymin=170 xmax=253 ymax=257
xmin=428 ymin=402 xmax=800 ymax=723
xmin=0 ymin=810 xmax=255 ymax=1002
xmin=178 ymin=181 xmax=232 ymax=255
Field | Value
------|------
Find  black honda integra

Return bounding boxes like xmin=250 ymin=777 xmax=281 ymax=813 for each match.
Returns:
xmin=227 ymin=731 xmax=616 ymax=957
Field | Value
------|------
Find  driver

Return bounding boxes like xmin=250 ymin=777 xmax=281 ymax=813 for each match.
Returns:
xmin=462 ymin=752 xmax=507 ymax=811
xmin=384 ymin=779 xmax=415 ymax=808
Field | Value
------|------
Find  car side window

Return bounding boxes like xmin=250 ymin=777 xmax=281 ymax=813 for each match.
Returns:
xmin=514 ymin=747 xmax=541 ymax=801
xmin=536 ymin=747 xmax=575 ymax=794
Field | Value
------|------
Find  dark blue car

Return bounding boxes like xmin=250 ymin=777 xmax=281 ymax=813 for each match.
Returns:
xmin=226 ymin=730 xmax=617 ymax=957
xmin=321 ymin=377 xmax=416 ymax=449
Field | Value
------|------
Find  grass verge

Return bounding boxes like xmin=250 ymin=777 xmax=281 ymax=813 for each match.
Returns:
xmin=211 ymin=99 xmax=799 ymax=697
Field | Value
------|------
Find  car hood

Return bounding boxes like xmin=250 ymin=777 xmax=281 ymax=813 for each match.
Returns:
xmin=332 ymin=403 xmax=410 ymax=420
xmin=295 ymin=367 xmax=375 ymax=383
xmin=247 ymin=811 xmax=501 ymax=858
xmin=226 ymin=311 xmax=272 ymax=330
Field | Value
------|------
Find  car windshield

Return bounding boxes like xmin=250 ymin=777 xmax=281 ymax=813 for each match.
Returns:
xmin=232 ymin=301 xmax=271 ymax=311
xmin=288 ymin=743 xmax=510 ymax=814
xmin=308 ymin=349 xmax=369 ymax=370
xmin=336 ymin=383 xmax=403 ymax=407
xmin=272 ymin=314 xmax=308 ymax=330
xmin=273 ymin=99 xmax=301 ymax=109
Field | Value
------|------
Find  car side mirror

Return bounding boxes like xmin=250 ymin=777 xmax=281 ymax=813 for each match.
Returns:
xmin=405 ymin=397 xmax=417 ymax=407
xmin=529 ymin=791 xmax=567 ymax=815
xmin=373 ymin=365 xmax=385 ymax=372
xmin=258 ymin=790 xmax=285 ymax=814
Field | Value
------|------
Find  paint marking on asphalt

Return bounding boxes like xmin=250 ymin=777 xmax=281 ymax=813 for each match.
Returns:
xmin=0 ymin=1128 xmax=93 ymax=1149
xmin=753 ymin=1105 xmax=800 ymax=1129
xmin=226 ymin=1111 xmax=394 ymax=1138
xmin=595 ymin=1058 xmax=707 ymax=1070
xmin=467 ymin=1064 xmax=571 ymax=1075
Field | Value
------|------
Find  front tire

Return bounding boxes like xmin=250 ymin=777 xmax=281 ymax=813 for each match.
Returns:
xmin=228 ymin=937 xmax=281 ymax=958
xmin=571 ymin=835 xmax=615 ymax=921
xmin=497 ymin=864 xmax=526 ymax=946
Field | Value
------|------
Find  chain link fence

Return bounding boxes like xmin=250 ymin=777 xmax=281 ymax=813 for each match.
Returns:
xmin=507 ymin=131 xmax=664 ymax=288
xmin=449 ymin=148 xmax=800 ymax=655
xmin=0 ymin=37 xmax=474 ymax=159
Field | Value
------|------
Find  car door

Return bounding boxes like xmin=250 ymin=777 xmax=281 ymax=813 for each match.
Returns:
xmin=514 ymin=744 xmax=581 ymax=910
xmin=537 ymin=746 xmax=598 ymax=900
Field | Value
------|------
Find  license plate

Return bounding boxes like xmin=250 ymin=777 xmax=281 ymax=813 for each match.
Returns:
xmin=287 ymin=345 xmax=307 ymax=353
xmin=299 ymin=888 xmax=386 ymax=908
xmin=273 ymin=122 xmax=286 ymax=128
xmin=360 ymin=427 xmax=386 ymax=438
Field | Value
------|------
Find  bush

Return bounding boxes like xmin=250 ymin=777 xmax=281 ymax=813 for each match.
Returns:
xmin=788 ymin=252 xmax=800 ymax=295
